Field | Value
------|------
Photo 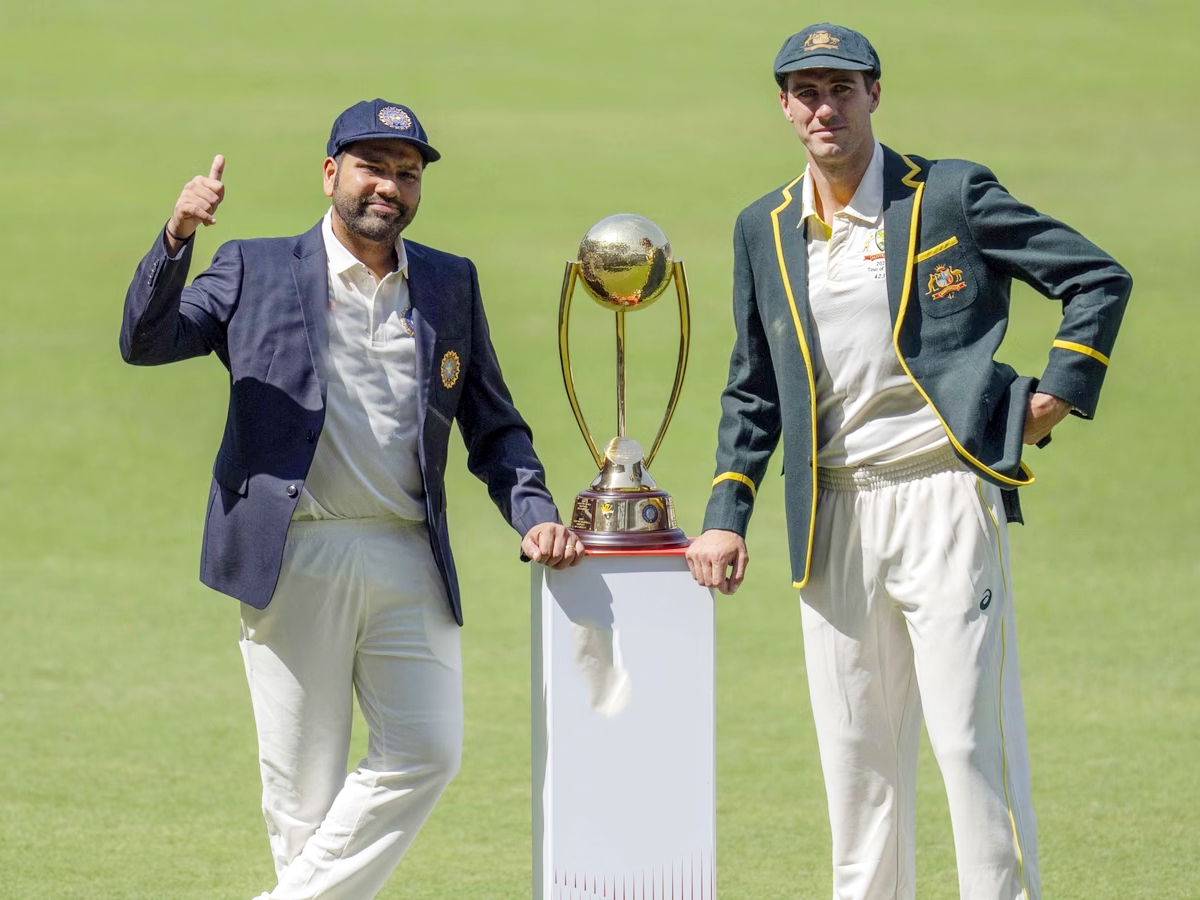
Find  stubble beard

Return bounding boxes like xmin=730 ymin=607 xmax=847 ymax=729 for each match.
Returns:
xmin=804 ymin=125 xmax=871 ymax=176
xmin=331 ymin=172 xmax=417 ymax=245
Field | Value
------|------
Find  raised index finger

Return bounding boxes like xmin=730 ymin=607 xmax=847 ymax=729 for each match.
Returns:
xmin=209 ymin=154 xmax=225 ymax=181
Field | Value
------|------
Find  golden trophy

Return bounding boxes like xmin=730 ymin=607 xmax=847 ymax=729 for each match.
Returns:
xmin=558 ymin=214 xmax=691 ymax=550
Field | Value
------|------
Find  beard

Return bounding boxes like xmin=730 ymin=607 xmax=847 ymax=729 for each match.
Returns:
xmin=331 ymin=173 xmax=418 ymax=244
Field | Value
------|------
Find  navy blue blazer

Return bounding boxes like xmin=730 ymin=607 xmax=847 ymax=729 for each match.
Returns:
xmin=120 ymin=221 xmax=560 ymax=624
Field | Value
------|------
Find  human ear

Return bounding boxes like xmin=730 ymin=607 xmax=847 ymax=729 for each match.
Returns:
xmin=322 ymin=157 xmax=337 ymax=199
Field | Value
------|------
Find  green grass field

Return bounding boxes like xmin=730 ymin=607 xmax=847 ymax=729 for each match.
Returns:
xmin=2 ymin=1 xmax=1198 ymax=897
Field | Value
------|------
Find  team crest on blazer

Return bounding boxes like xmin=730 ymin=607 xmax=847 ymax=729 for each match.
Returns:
xmin=440 ymin=350 xmax=461 ymax=388
xmin=378 ymin=107 xmax=413 ymax=130
xmin=926 ymin=264 xmax=967 ymax=300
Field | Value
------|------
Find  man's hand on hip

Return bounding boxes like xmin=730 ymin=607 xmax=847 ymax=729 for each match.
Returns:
xmin=165 ymin=154 xmax=226 ymax=254
xmin=1023 ymin=391 xmax=1072 ymax=445
xmin=686 ymin=529 xmax=749 ymax=595
xmin=522 ymin=523 xmax=586 ymax=569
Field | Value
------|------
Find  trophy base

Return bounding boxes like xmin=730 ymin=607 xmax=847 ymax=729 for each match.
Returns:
xmin=574 ymin=528 xmax=690 ymax=551
xmin=570 ymin=488 xmax=690 ymax=551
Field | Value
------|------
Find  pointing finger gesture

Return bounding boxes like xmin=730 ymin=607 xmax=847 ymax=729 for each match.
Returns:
xmin=166 ymin=154 xmax=226 ymax=253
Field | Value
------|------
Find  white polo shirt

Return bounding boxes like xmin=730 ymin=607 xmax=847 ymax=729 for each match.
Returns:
xmin=802 ymin=141 xmax=946 ymax=468
xmin=292 ymin=211 xmax=426 ymax=521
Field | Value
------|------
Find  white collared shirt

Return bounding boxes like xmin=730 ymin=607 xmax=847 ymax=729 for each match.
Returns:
xmin=292 ymin=210 xmax=426 ymax=521
xmin=802 ymin=140 xmax=945 ymax=468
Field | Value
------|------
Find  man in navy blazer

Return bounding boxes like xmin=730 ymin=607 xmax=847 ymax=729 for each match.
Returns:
xmin=121 ymin=99 xmax=582 ymax=899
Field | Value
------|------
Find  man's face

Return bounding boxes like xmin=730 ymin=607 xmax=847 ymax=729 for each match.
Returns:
xmin=323 ymin=139 xmax=424 ymax=243
xmin=780 ymin=69 xmax=880 ymax=164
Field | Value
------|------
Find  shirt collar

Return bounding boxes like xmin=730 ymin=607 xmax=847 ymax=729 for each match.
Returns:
xmin=321 ymin=208 xmax=408 ymax=279
xmin=842 ymin=141 xmax=884 ymax=223
xmin=799 ymin=140 xmax=884 ymax=228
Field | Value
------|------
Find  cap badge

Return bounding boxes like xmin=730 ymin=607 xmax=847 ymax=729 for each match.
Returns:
xmin=803 ymin=30 xmax=840 ymax=52
xmin=378 ymin=106 xmax=413 ymax=130
xmin=440 ymin=350 xmax=461 ymax=388
xmin=926 ymin=264 xmax=967 ymax=300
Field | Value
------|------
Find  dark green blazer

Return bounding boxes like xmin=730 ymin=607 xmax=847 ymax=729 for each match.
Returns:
xmin=701 ymin=144 xmax=1132 ymax=589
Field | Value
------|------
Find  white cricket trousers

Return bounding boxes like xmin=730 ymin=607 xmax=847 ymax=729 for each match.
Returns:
xmin=239 ymin=517 xmax=463 ymax=900
xmin=800 ymin=444 xmax=1039 ymax=900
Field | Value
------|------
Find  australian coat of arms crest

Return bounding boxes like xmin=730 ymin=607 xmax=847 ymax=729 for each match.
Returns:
xmin=803 ymin=30 xmax=840 ymax=52
xmin=926 ymin=264 xmax=967 ymax=300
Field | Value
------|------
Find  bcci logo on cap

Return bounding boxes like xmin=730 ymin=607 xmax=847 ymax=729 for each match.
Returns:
xmin=378 ymin=106 xmax=413 ymax=131
xmin=803 ymin=30 xmax=840 ymax=52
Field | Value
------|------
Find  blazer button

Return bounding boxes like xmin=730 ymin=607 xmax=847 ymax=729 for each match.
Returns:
xmin=306 ymin=429 xmax=316 ymax=443
xmin=286 ymin=484 xmax=299 ymax=498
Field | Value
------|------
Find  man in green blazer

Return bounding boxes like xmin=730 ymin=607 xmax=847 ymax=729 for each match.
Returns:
xmin=685 ymin=23 xmax=1131 ymax=900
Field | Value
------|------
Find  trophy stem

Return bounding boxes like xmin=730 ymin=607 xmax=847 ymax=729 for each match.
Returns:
xmin=615 ymin=310 xmax=627 ymax=438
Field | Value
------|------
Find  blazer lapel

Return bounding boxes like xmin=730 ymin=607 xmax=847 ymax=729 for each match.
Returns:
xmin=770 ymin=173 xmax=815 ymax=347
xmin=291 ymin=221 xmax=330 ymax=403
xmin=882 ymin=146 xmax=925 ymax=325
xmin=405 ymin=243 xmax=437 ymax=421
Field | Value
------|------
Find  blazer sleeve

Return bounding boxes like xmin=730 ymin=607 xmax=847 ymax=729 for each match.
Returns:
xmin=961 ymin=165 xmax=1132 ymax=418
xmin=701 ymin=213 xmax=783 ymax=537
xmin=455 ymin=259 xmax=561 ymax=536
xmin=119 ymin=228 xmax=241 ymax=369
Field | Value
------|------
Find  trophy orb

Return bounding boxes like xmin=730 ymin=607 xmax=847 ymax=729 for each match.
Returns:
xmin=578 ymin=214 xmax=673 ymax=312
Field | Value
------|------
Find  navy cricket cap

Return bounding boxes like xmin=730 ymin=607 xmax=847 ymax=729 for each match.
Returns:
xmin=774 ymin=23 xmax=881 ymax=88
xmin=326 ymin=99 xmax=441 ymax=164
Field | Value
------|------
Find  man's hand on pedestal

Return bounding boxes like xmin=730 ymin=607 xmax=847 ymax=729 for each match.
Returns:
xmin=523 ymin=523 xmax=586 ymax=569
xmin=685 ymin=529 xmax=749 ymax=595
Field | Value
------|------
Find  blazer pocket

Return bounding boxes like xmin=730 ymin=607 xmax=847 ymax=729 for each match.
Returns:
xmin=914 ymin=235 xmax=959 ymax=263
xmin=916 ymin=246 xmax=976 ymax=318
xmin=427 ymin=405 xmax=453 ymax=429
xmin=213 ymin=451 xmax=249 ymax=497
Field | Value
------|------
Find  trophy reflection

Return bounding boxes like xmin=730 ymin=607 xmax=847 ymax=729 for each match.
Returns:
xmin=558 ymin=214 xmax=691 ymax=550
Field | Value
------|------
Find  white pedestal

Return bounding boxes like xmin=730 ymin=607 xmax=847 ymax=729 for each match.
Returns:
xmin=532 ymin=554 xmax=715 ymax=900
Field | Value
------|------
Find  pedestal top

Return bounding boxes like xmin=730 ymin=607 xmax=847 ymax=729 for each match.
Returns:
xmin=581 ymin=543 xmax=691 ymax=558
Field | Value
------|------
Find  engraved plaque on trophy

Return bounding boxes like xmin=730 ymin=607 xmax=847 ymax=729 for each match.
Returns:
xmin=557 ymin=214 xmax=691 ymax=550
